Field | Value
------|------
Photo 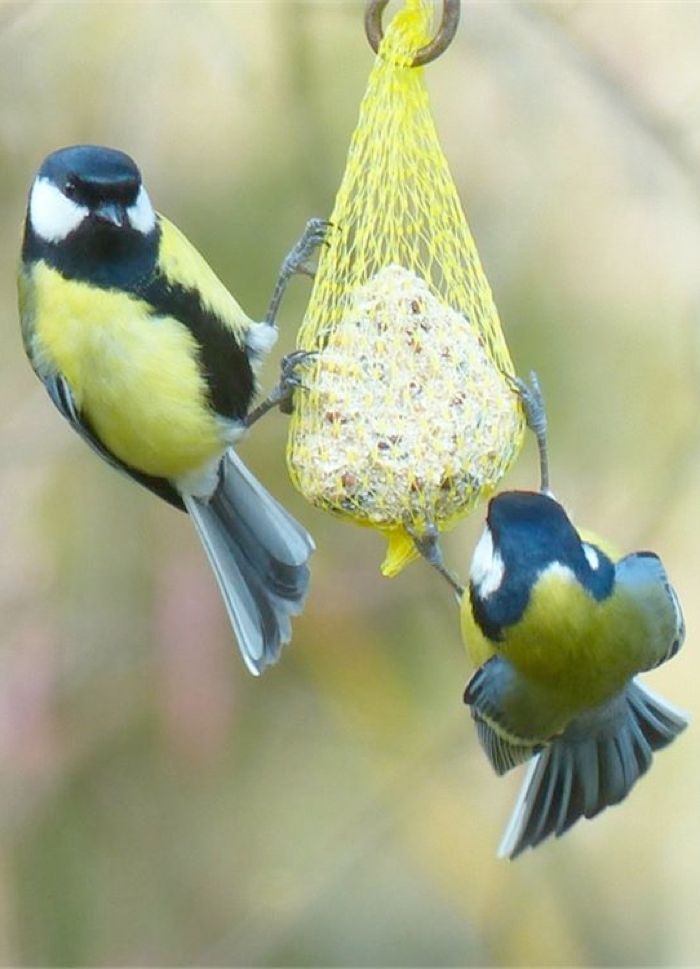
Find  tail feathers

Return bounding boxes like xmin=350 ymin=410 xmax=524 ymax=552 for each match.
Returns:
xmin=213 ymin=451 xmax=314 ymax=600
xmin=498 ymin=680 xmax=688 ymax=860
xmin=184 ymin=451 xmax=314 ymax=675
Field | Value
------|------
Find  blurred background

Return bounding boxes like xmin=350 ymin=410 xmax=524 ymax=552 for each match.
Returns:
xmin=1 ymin=1 xmax=699 ymax=964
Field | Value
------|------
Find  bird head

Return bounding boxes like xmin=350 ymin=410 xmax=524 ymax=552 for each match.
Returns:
xmin=27 ymin=145 xmax=157 ymax=245
xmin=469 ymin=490 xmax=614 ymax=640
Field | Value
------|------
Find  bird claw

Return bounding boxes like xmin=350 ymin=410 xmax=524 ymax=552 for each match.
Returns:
xmin=277 ymin=350 xmax=317 ymax=414
xmin=264 ymin=219 xmax=333 ymax=327
xmin=412 ymin=522 xmax=439 ymax=553
xmin=506 ymin=371 xmax=547 ymax=437
xmin=281 ymin=349 xmax=317 ymax=384
xmin=281 ymin=218 xmax=334 ymax=279
xmin=408 ymin=522 xmax=464 ymax=597
xmin=245 ymin=350 xmax=318 ymax=426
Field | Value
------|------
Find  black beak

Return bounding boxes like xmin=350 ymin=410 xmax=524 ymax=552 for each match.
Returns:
xmin=93 ymin=201 xmax=127 ymax=228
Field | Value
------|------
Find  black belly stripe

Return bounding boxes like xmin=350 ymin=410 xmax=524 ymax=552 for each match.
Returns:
xmin=140 ymin=273 xmax=254 ymax=422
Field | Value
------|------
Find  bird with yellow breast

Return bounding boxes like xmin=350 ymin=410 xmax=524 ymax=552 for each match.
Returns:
xmin=19 ymin=144 xmax=327 ymax=675
xmin=460 ymin=377 xmax=687 ymax=857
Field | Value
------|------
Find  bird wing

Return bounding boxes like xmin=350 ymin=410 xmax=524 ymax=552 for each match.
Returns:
xmin=42 ymin=371 xmax=184 ymax=509
xmin=464 ymin=655 xmax=550 ymax=775
xmin=614 ymin=552 xmax=685 ymax=670
xmin=155 ymin=215 xmax=253 ymax=341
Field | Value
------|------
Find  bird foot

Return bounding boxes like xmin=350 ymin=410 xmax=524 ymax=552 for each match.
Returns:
xmin=508 ymin=371 xmax=547 ymax=438
xmin=281 ymin=218 xmax=333 ymax=280
xmin=244 ymin=350 xmax=317 ymax=427
xmin=277 ymin=349 xmax=318 ymax=415
xmin=409 ymin=522 xmax=464 ymax=596
xmin=264 ymin=218 xmax=333 ymax=327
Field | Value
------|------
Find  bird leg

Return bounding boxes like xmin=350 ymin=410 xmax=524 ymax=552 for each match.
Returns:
xmin=507 ymin=370 xmax=550 ymax=494
xmin=246 ymin=219 xmax=330 ymax=425
xmin=409 ymin=522 xmax=465 ymax=597
xmin=244 ymin=350 xmax=317 ymax=428
xmin=264 ymin=218 xmax=332 ymax=327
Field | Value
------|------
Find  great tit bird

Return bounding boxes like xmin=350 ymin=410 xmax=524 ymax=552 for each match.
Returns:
xmin=462 ymin=489 xmax=687 ymax=858
xmin=19 ymin=144 xmax=326 ymax=675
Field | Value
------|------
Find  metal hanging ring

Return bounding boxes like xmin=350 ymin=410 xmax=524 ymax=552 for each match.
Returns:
xmin=365 ymin=0 xmax=461 ymax=67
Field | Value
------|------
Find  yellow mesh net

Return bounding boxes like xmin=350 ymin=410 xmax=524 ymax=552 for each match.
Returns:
xmin=287 ymin=0 xmax=524 ymax=576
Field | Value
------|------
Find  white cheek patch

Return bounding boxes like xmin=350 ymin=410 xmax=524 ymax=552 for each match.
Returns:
xmin=583 ymin=544 xmax=599 ymax=571
xmin=29 ymin=177 xmax=88 ymax=242
xmin=470 ymin=526 xmax=505 ymax=599
xmin=126 ymin=186 xmax=156 ymax=234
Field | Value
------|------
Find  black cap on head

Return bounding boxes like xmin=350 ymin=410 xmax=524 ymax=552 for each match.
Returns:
xmin=39 ymin=145 xmax=142 ymax=206
xmin=488 ymin=490 xmax=574 ymax=538
xmin=486 ymin=490 xmax=583 ymax=570
xmin=470 ymin=490 xmax=615 ymax=640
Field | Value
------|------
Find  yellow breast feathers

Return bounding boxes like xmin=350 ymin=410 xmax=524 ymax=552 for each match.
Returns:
xmin=24 ymin=261 xmax=227 ymax=479
xmin=462 ymin=567 xmax=658 ymax=711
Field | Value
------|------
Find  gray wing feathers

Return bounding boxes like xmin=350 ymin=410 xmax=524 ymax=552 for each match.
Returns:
xmin=465 ymin=656 xmax=545 ymax=775
xmin=472 ymin=716 xmax=541 ymax=776
xmin=498 ymin=680 xmax=688 ymax=859
xmin=184 ymin=450 xmax=314 ymax=676
xmin=615 ymin=552 xmax=685 ymax=668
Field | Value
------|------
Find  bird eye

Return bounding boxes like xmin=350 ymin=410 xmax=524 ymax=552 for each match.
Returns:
xmin=64 ymin=180 xmax=77 ymax=199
